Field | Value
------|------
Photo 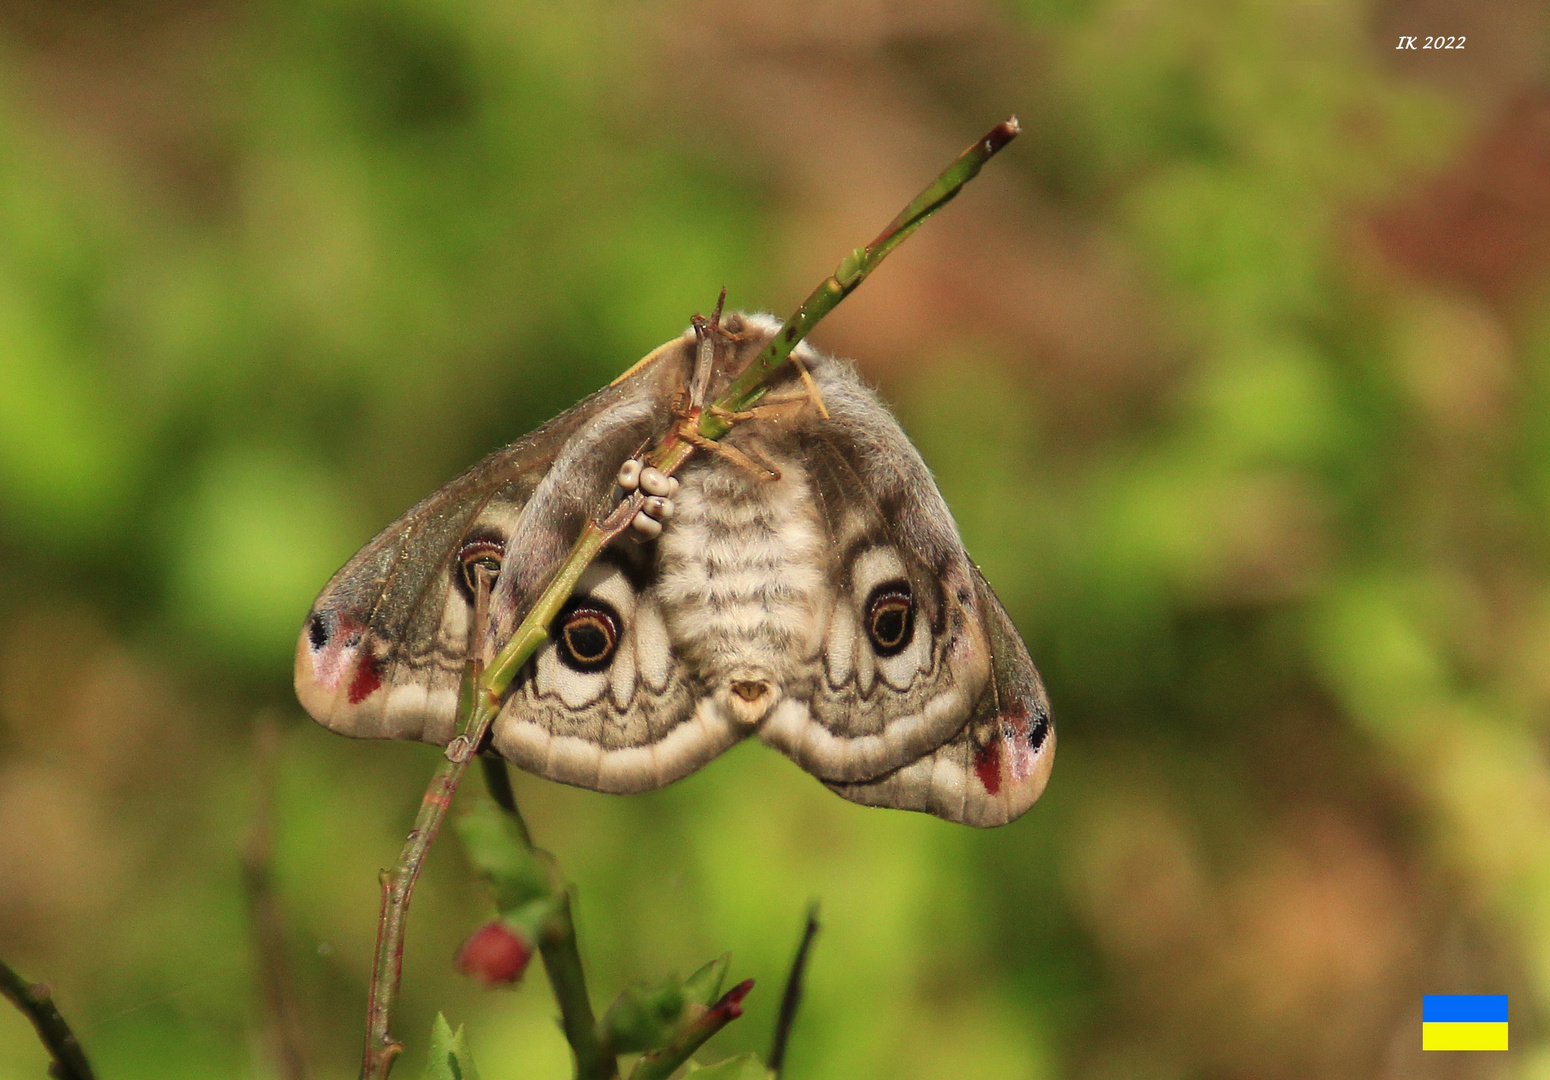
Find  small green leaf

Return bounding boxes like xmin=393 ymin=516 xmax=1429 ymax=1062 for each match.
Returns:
xmin=424 ymin=1013 xmax=482 ymax=1080
xmin=456 ymin=803 xmax=555 ymax=912
xmin=835 ymin=246 xmax=867 ymax=287
xmin=685 ymin=1053 xmax=774 ymax=1079
xmin=682 ymin=954 xmax=729 ymax=1006
xmin=602 ymin=975 xmax=690 ymax=1053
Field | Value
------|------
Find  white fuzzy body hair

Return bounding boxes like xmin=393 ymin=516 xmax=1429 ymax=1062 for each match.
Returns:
xmin=654 ymin=450 xmax=829 ymax=726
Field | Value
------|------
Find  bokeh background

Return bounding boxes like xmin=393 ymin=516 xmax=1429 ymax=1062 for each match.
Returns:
xmin=1 ymin=0 xmax=1548 ymax=1077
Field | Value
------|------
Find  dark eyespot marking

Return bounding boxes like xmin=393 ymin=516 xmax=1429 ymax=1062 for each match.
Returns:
xmin=453 ymin=530 xmax=506 ymax=604
xmin=552 ymin=598 xmax=622 ymax=673
xmin=307 ymin=612 xmax=330 ymax=651
xmin=1028 ymin=704 xmax=1051 ymax=752
xmin=865 ymin=580 xmax=915 ymax=657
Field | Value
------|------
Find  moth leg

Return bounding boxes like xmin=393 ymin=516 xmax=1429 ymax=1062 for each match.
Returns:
xmin=708 ymin=394 xmax=819 ymax=426
xmin=616 ymin=459 xmax=679 ymax=538
xmin=790 ymin=354 xmax=831 ymax=418
xmin=679 ymin=428 xmax=781 ymax=482
xmin=707 ymin=405 xmax=760 ymax=423
xmin=706 ymin=361 xmax=830 ymax=423
xmin=744 ymin=391 xmax=811 ymax=405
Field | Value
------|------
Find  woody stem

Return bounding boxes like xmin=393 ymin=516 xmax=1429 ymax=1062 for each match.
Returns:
xmin=0 ymin=957 xmax=96 ymax=1080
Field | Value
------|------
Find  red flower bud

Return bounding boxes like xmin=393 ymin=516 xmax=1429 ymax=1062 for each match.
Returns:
xmin=456 ymin=920 xmax=533 ymax=986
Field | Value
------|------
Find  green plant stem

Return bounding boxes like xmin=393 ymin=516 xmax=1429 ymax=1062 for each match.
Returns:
xmin=0 ymin=958 xmax=96 ymax=1080
xmin=628 ymin=981 xmax=755 ymax=1080
xmin=478 ymin=752 xmax=530 ymax=845
xmin=478 ymin=757 xmax=608 ymax=1077
xmin=704 ymin=116 xmax=1020 ymax=432
xmin=538 ymin=891 xmax=613 ymax=1080
xmin=357 ymin=115 xmax=1020 ymax=1080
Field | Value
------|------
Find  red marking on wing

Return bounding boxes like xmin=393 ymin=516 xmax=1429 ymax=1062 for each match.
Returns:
xmin=348 ymin=653 xmax=384 ymax=705
xmin=974 ymin=733 xmax=1003 ymax=795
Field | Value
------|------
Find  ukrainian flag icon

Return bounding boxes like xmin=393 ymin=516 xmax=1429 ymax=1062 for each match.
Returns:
xmin=1423 ymin=995 xmax=1508 ymax=1051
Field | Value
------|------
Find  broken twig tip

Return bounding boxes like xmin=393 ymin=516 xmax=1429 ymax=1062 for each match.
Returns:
xmin=986 ymin=118 xmax=1020 ymax=154
xmin=714 ymin=978 xmax=756 ymax=1021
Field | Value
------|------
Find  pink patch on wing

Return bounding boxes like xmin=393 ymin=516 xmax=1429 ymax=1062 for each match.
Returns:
xmin=310 ymin=645 xmax=343 ymax=687
xmin=309 ymin=616 xmax=367 ymax=688
xmin=1002 ymin=707 xmax=1036 ymax=781
xmin=348 ymin=652 xmax=385 ymax=704
xmin=974 ymin=707 xmax=1042 ymax=795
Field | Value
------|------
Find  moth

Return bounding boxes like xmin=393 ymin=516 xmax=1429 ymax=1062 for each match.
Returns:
xmin=295 ymin=313 xmax=1053 ymax=827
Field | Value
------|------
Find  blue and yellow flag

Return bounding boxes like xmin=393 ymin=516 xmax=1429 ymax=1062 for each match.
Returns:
xmin=1423 ymin=995 xmax=1508 ymax=1051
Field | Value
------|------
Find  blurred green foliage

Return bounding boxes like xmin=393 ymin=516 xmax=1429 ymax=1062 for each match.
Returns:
xmin=424 ymin=1014 xmax=480 ymax=1080
xmin=1 ymin=0 xmax=1547 ymax=1078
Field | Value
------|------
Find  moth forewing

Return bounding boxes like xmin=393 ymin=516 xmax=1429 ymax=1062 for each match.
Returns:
xmin=294 ymin=343 xmax=692 ymax=744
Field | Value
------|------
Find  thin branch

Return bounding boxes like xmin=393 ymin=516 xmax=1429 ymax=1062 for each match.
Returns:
xmin=703 ymin=116 xmax=1021 ymax=433
xmin=242 ymin=712 xmax=310 ymax=1080
xmin=361 ymin=752 xmax=468 ymax=1077
xmin=0 ymin=958 xmax=96 ymax=1080
xmin=478 ymin=752 xmax=529 ymax=845
xmin=538 ymin=891 xmax=613 ymax=1080
xmin=767 ymin=902 xmax=821 ymax=1077
xmin=476 ymin=758 xmax=607 ymax=1078
xmin=360 ymin=570 xmax=495 ymax=1078
xmin=627 ymin=980 xmax=755 ymax=1080
xmin=356 ymin=117 xmax=1020 ymax=1080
